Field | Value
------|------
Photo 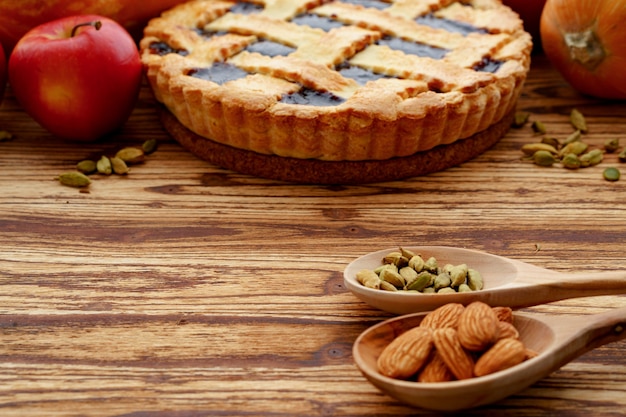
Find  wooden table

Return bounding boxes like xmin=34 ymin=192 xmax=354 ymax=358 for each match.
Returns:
xmin=1 ymin=54 xmax=625 ymax=416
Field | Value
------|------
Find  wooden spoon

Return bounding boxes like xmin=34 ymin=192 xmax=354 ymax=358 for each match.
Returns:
xmin=344 ymin=246 xmax=626 ymax=314
xmin=353 ymin=307 xmax=626 ymax=411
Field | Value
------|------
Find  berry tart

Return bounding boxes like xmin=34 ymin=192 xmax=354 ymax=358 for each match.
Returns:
xmin=140 ymin=0 xmax=532 ymax=183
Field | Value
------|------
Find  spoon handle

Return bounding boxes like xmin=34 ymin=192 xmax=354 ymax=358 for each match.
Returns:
xmin=548 ymin=270 xmax=626 ymax=296
xmin=542 ymin=307 xmax=626 ymax=367
xmin=506 ymin=269 xmax=626 ymax=307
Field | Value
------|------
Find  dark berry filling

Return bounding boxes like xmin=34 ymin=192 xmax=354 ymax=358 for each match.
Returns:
xmin=291 ymin=13 xmax=346 ymax=31
xmin=188 ymin=63 xmax=248 ymax=84
xmin=336 ymin=62 xmax=389 ymax=85
xmin=377 ymin=36 xmax=448 ymax=59
xmin=281 ymin=88 xmax=345 ymax=106
xmin=416 ymin=14 xmax=488 ymax=36
xmin=341 ymin=0 xmax=391 ymax=10
xmin=246 ymin=39 xmax=296 ymax=57
xmin=473 ymin=57 xmax=503 ymax=73
xmin=229 ymin=1 xmax=263 ymax=14
xmin=149 ymin=41 xmax=189 ymax=56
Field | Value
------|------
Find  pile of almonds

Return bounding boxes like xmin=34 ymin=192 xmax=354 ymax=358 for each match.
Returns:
xmin=377 ymin=301 xmax=537 ymax=382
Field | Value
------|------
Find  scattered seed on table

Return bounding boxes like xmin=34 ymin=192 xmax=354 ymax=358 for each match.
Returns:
xmin=603 ymin=167 xmax=621 ymax=182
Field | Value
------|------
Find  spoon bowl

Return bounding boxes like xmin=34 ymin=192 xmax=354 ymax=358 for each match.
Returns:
xmin=344 ymin=246 xmax=626 ymax=314
xmin=353 ymin=307 xmax=626 ymax=411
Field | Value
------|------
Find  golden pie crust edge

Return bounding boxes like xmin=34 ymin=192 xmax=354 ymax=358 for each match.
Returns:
xmin=141 ymin=0 xmax=532 ymax=162
xmin=160 ymin=106 xmax=514 ymax=184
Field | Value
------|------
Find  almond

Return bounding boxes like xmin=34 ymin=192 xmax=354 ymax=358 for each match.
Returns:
xmin=432 ymin=328 xmax=475 ymax=380
xmin=492 ymin=306 xmax=514 ymax=323
xmin=417 ymin=351 xmax=455 ymax=383
xmin=457 ymin=301 xmax=500 ymax=351
xmin=377 ymin=326 xmax=433 ymax=379
xmin=474 ymin=337 xmax=527 ymax=377
xmin=497 ymin=321 xmax=520 ymax=340
xmin=420 ymin=303 xmax=465 ymax=329
xmin=525 ymin=347 xmax=540 ymax=360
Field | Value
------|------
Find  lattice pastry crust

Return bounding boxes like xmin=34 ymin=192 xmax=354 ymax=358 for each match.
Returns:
xmin=140 ymin=0 xmax=531 ymax=161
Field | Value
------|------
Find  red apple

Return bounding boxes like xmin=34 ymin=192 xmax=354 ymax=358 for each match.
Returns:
xmin=8 ymin=15 xmax=143 ymax=141
xmin=0 ymin=42 xmax=6 ymax=106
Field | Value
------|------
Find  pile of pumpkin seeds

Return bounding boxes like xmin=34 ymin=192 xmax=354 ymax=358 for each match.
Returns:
xmin=514 ymin=109 xmax=623 ymax=181
xmin=56 ymin=139 xmax=158 ymax=189
xmin=356 ymin=247 xmax=484 ymax=294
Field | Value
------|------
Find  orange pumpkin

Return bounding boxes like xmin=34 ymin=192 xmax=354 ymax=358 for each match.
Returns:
xmin=0 ymin=0 xmax=188 ymax=54
xmin=540 ymin=0 xmax=626 ymax=99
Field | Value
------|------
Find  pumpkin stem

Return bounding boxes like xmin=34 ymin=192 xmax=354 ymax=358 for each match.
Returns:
xmin=70 ymin=20 xmax=102 ymax=38
xmin=564 ymin=28 xmax=605 ymax=71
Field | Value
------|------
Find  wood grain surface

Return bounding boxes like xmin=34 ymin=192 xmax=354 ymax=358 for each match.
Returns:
xmin=1 ymin=54 xmax=625 ymax=417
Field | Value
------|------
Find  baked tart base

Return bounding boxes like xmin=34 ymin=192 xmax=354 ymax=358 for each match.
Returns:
xmin=143 ymin=0 xmax=531 ymax=181
xmin=160 ymin=106 xmax=513 ymax=184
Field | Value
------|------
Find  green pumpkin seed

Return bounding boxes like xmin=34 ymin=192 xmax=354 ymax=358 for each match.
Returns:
xmin=533 ymin=150 xmax=556 ymax=167
xmin=58 ymin=172 xmax=91 ymax=188
xmin=116 ymin=147 xmax=145 ymax=164
xmin=449 ymin=264 xmax=468 ymax=287
xmin=531 ymin=120 xmax=546 ymax=134
xmin=579 ymin=149 xmax=603 ymax=167
xmin=356 ymin=270 xmax=381 ymax=289
xmin=111 ymin=156 xmax=130 ymax=175
xmin=97 ymin=155 xmax=112 ymax=175
xmin=561 ymin=153 xmax=581 ymax=170
xmin=570 ymin=109 xmax=588 ymax=133
xmin=142 ymin=139 xmax=158 ymax=155
xmin=521 ymin=143 xmax=558 ymax=156
xmin=76 ymin=159 xmax=97 ymax=175
xmin=434 ymin=272 xmax=451 ymax=290
xmin=467 ymin=269 xmax=484 ymax=291
xmin=541 ymin=136 xmax=561 ymax=150
xmin=423 ymin=257 xmax=438 ymax=273
xmin=405 ymin=271 xmax=433 ymax=291
xmin=512 ymin=112 xmax=530 ymax=128
xmin=563 ymin=130 xmax=582 ymax=145
xmin=559 ymin=141 xmax=588 ymax=157
xmin=604 ymin=138 xmax=620 ymax=153
xmin=379 ymin=268 xmax=405 ymax=288
xmin=603 ymin=167 xmax=621 ymax=182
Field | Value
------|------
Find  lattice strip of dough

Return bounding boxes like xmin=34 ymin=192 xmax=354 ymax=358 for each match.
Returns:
xmin=229 ymin=52 xmax=360 ymax=98
xmin=260 ymin=0 xmax=326 ymax=20
xmin=289 ymin=26 xmax=381 ymax=66
xmin=143 ymin=0 xmax=234 ymax=53
xmin=144 ymin=20 xmax=206 ymax=52
xmin=386 ymin=0 xmax=458 ymax=19
xmin=312 ymin=2 xmax=465 ymax=50
xmin=443 ymin=32 xmax=510 ymax=68
xmin=348 ymin=78 xmax=430 ymax=120
xmin=223 ymin=73 xmax=301 ymax=98
xmin=187 ymin=34 xmax=258 ymax=63
xmin=435 ymin=2 xmax=523 ymax=34
xmin=205 ymin=12 xmax=325 ymax=47
xmin=492 ymin=32 xmax=533 ymax=63
xmin=466 ymin=0 xmax=505 ymax=10
xmin=156 ymin=0 xmax=233 ymax=28
xmin=349 ymin=45 xmax=494 ymax=92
